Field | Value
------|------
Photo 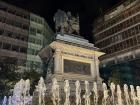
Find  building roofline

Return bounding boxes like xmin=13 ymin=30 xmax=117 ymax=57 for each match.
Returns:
xmin=0 ymin=0 xmax=54 ymax=30
xmin=103 ymin=0 xmax=126 ymax=16
xmin=0 ymin=0 xmax=29 ymax=13
xmin=0 ymin=0 xmax=45 ymax=19
xmin=96 ymin=0 xmax=139 ymax=19
xmin=93 ymin=0 xmax=139 ymax=28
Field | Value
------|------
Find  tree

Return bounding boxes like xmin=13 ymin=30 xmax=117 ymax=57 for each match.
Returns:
xmin=22 ymin=69 xmax=42 ymax=94
xmin=0 ymin=57 xmax=43 ymax=97
xmin=108 ymin=69 xmax=122 ymax=85
xmin=0 ymin=57 xmax=20 ymax=97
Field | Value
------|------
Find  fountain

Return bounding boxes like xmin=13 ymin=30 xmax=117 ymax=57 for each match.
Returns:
xmin=92 ymin=82 xmax=98 ymax=105
xmin=64 ymin=80 xmax=70 ymax=105
xmin=124 ymin=84 xmax=131 ymax=105
xmin=2 ymin=77 xmax=140 ymax=105
xmin=110 ymin=82 xmax=115 ymax=105
xmin=2 ymin=96 xmax=7 ymax=105
xmin=83 ymin=81 xmax=91 ymax=105
xmin=3 ymin=79 xmax=33 ymax=105
xmin=35 ymin=77 xmax=46 ymax=105
xmin=51 ymin=78 xmax=60 ymax=105
xmin=75 ymin=80 xmax=81 ymax=105
xmin=130 ymin=85 xmax=137 ymax=105
xmin=11 ymin=79 xmax=32 ymax=105
xmin=136 ymin=86 xmax=140 ymax=105
xmin=102 ymin=83 xmax=109 ymax=105
xmin=8 ymin=96 xmax=12 ymax=105
xmin=117 ymin=85 xmax=123 ymax=105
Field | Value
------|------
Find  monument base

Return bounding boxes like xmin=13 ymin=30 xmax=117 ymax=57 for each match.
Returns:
xmin=39 ymin=34 xmax=105 ymax=92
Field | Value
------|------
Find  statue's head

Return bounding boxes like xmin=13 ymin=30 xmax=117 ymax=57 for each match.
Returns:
xmin=67 ymin=11 xmax=71 ymax=17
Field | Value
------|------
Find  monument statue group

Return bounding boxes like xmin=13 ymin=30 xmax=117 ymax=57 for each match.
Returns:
xmin=39 ymin=10 xmax=104 ymax=90
xmin=54 ymin=9 xmax=79 ymax=35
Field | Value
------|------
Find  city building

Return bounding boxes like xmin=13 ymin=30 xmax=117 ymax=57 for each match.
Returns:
xmin=0 ymin=1 xmax=53 ymax=73
xmin=93 ymin=0 xmax=140 ymax=85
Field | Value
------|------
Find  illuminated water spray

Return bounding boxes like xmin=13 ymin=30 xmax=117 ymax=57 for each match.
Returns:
xmin=124 ymin=84 xmax=131 ymax=105
xmin=35 ymin=77 xmax=46 ymax=105
xmin=83 ymin=81 xmax=91 ymax=105
xmin=51 ymin=78 xmax=60 ymax=105
xmin=93 ymin=82 xmax=98 ymax=105
xmin=110 ymin=82 xmax=115 ymax=105
xmin=75 ymin=80 xmax=81 ymax=105
xmin=102 ymin=83 xmax=109 ymax=105
xmin=64 ymin=80 xmax=70 ymax=105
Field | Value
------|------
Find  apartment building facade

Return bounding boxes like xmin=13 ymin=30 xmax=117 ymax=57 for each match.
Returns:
xmin=0 ymin=1 xmax=53 ymax=73
xmin=93 ymin=0 xmax=140 ymax=85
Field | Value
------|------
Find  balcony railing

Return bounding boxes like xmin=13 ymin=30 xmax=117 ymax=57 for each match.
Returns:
xmin=0 ymin=36 xmax=27 ymax=47
xmin=0 ymin=49 xmax=27 ymax=60
xmin=0 ymin=10 xmax=29 ymax=25
xmin=0 ymin=22 xmax=29 ymax=35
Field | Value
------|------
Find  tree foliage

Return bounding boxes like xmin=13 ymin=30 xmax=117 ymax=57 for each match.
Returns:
xmin=0 ymin=57 xmax=20 ymax=97
xmin=22 ymin=69 xmax=42 ymax=94
xmin=0 ymin=57 xmax=42 ymax=98
xmin=108 ymin=67 xmax=123 ymax=86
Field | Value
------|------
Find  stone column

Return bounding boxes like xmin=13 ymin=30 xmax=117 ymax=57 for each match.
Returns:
xmin=54 ymin=49 xmax=62 ymax=74
xmin=94 ymin=55 xmax=102 ymax=90
xmin=95 ymin=56 xmax=100 ymax=79
xmin=91 ymin=59 xmax=97 ymax=79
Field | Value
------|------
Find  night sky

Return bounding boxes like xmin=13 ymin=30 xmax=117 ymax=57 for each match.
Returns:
xmin=4 ymin=0 xmax=124 ymax=43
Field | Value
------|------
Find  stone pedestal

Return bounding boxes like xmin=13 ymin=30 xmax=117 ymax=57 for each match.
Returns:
xmin=39 ymin=34 xmax=105 ymax=91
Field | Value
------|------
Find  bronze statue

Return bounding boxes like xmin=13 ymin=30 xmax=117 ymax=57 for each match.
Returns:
xmin=54 ymin=9 xmax=68 ymax=34
xmin=54 ymin=9 xmax=79 ymax=35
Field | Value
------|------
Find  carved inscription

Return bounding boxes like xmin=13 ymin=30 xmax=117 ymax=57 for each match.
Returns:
xmin=64 ymin=59 xmax=91 ymax=75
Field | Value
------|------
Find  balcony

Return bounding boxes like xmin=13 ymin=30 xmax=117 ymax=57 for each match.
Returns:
xmin=0 ymin=10 xmax=29 ymax=25
xmin=0 ymin=49 xmax=27 ymax=60
xmin=0 ymin=36 xmax=27 ymax=47
xmin=0 ymin=22 xmax=29 ymax=35
xmin=100 ymin=44 xmax=140 ymax=60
